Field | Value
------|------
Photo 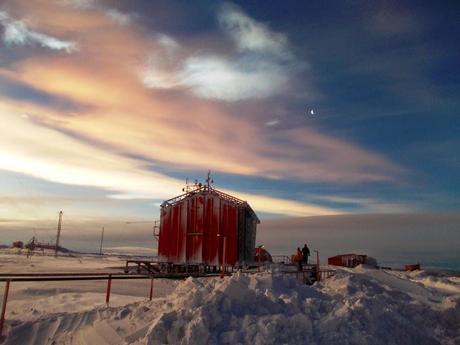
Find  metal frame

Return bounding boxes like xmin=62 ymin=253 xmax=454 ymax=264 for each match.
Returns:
xmin=161 ymin=186 xmax=258 ymax=220
xmin=161 ymin=186 xmax=238 ymax=206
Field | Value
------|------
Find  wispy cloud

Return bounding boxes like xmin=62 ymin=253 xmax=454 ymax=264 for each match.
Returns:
xmin=59 ymin=0 xmax=95 ymax=10
xmin=265 ymin=119 xmax=279 ymax=127
xmin=0 ymin=49 xmax=403 ymax=184
xmin=309 ymin=195 xmax=416 ymax=213
xmin=141 ymin=3 xmax=297 ymax=101
xmin=105 ymin=9 xmax=133 ymax=26
xmin=0 ymin=11 xmax=77 ymax=52
xmin=218 ymin=2 xmax=289 ymax=58
xmin=0 ymin=0 xmax=405 ymax=207
xmin=180 ymin=55 xmax=289 ymax=101
xmin=0 ymin=104 xmax=341 ymax=217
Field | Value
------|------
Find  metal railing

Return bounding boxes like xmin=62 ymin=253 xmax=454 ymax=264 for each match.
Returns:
xmin=161 ymin=186 xmax=247 ymax=208
xmin=0 ymin=271 xmax=225 ymax=338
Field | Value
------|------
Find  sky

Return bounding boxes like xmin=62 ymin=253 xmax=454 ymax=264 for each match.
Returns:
xmin=0 ymin=0 xmax=459 ymax=252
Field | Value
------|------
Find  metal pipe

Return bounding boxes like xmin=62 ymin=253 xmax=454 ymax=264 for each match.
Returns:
xmin=0 ymin=272 xmax=129 ymax=277
xmin=0 ymin=280 xmax=11 ymax=338
xmin=0 ymin=272 xmax=224 ymax=282
xmin=0 ymin=275 xmax=148 ymax=282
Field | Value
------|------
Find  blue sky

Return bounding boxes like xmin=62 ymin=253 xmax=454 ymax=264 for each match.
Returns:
xmin=0 ymin=0 xmax=459 ymax=230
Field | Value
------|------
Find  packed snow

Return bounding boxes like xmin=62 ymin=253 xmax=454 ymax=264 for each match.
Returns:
xmin=0 ymin=253 xmax=459 ymax=344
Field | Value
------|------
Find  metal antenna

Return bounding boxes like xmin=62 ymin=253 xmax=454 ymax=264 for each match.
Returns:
xmin=206 ymin=170 xmax=214 ymax=189
xmin=55 ymin=211 xmax=63 ymax=257
xmin=99 ymin=226 xmax=105 ymax=256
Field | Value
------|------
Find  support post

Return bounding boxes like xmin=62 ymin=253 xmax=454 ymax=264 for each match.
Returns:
xmin=149 ymin=277 xmax=154 ymax=301
xmin=0 ymin=280 xmax=11 ymax=338
xmin=55 ymin=211 xmax=63 ymax=257
xmin=315 ymin=250 xmax=320 ymax=282
xmin=106 ymin=274 xmax=112 ymax=305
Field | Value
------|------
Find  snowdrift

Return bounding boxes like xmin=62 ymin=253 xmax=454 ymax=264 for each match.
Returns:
xmin=3 ymin=267 xmax=460 ymax=345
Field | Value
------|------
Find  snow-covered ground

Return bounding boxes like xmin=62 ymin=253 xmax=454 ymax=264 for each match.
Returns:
xmin=0 ymin=252 xmax=459 ymax=345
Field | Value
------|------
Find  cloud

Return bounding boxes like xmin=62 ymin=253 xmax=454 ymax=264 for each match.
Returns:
xmin=309 ymin=195 xmax=416 ymax=213
xmin=106 ymin=9 xmax=133 ymax=26
xmin=180 ymin=55 xmax=288 ymax=101
xmin=142 ymin=35 xmax=182 ymax=89
xmin=59 ymin=0 xmax=95 ymax=9
xmin=218 ymin=2 xmax=289 ymax=58
xmin=141 ymin=4 xmax=295 ymax=101
xmin=0 ymin=0 xmax=405 ymax=190
xmin=0 ymin=104 xmax=341 ymax=217
xmin=0 ymin=55 xmax=403 ymax=184
xmin=0 ymin=11 xmax=76 ymax=52
xmin=265 ymin=119 xmax=279 ymax=127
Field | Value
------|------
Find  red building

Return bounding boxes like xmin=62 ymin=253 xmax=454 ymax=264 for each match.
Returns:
xmin=328 ymin=253 xmax=368 ymax=268
xmin=158 ymin=186 xmax=259 ymax=267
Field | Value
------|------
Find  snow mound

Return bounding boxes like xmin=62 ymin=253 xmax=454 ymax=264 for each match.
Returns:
xmin=3 ymin=269 xmax=460 ymax=345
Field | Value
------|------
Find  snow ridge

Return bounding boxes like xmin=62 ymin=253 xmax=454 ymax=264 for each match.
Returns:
xmin=3 ymin=268 xmax=460 ymax=345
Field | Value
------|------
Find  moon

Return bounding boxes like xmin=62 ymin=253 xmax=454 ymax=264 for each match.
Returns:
xmin=309 ymin=109 xmax=315 ymax=115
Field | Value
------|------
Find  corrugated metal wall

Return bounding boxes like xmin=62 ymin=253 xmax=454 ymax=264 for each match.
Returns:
xmin=158 ymin=192 xmax=244 ymax=266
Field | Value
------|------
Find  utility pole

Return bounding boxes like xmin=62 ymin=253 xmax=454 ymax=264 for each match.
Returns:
xmin=55 ymin=211 xmax=63 ymax=257
xmin=99 ymin=226 xmax=105 ymax=256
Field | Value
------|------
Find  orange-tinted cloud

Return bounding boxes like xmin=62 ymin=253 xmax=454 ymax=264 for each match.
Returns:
xmin=0 ymin=0 xmax=407 ymax=218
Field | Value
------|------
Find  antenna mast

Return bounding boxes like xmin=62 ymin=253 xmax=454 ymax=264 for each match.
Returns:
xmin=99 ymin=226 xmax=105 ymax=256
xmin=205 ymin=170 xmax=214 ymax=189
xmin=55 ymin=211 xmax=63 ymax=257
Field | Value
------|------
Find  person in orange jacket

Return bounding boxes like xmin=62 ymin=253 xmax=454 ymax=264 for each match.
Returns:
xmin=296 ymin=247 xmax=303 ymax=271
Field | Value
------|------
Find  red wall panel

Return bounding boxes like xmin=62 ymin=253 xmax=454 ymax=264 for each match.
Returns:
xmin=159 ymin=192 xmax=240 ymax=266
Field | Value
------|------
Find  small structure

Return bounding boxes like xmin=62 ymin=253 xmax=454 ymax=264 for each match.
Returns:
xmin=158 ymin=184 xmax=259 ymax=268
xmin=12 ymin=241 xmax=24 ymax=249
xmin=405 ymin=263 xmax=421 ymax=271
xmin=328 ymin=253 xmax=368 ymax=268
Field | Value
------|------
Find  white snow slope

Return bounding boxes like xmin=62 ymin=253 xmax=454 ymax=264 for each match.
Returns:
xmin=2 ymin=265 xmax=459 ymax=345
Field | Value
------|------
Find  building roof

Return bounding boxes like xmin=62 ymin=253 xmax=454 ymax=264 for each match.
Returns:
xmin=161 ymin=186 xmax=260 ymax=223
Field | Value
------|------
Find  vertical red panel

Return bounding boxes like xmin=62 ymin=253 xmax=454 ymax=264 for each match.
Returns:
xmin=158 ymin=206 xmax=173 ymax=261
xmin=220 ymin=202 xmax=238 ymax=266
xmin=226 ymin=206 xmax=237 ymax=265
xmin=171 ymin=204 xmax=181 ymax=262
xmin=186 ymin=197 xmax=195 ymax=263
xmin=179 ymin=201 xmax=187 ymax=263
xmin=158 ymin=208 xmax=166 ymax=257
xmin=192 ymin=195 xmax=204 ymax=263
xmin=202 ymin=195 xmax=211 ymax=263
xmin=204 ymin=195 xmax=220 ymax=265
xmin=217 ymin=202 xmax=224 ymax=265
xmin=203 ymin=194 xmax=220 ymax=265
